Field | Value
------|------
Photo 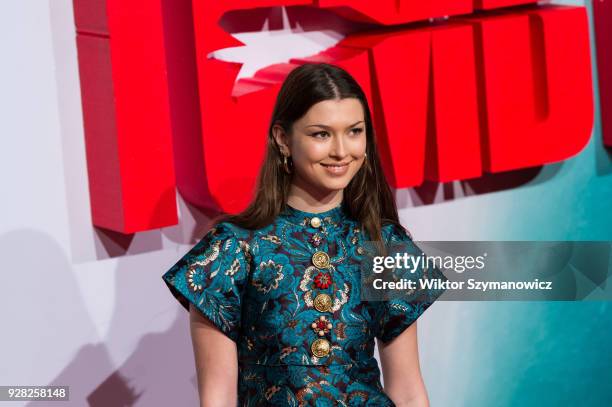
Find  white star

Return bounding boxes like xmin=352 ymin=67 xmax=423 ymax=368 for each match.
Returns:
xmin=209 ymin=6 xmax=344 ymax=81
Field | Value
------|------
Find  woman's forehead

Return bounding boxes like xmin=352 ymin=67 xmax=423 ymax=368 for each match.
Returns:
xmin=299 ymin=98 xmax=364 ymax=127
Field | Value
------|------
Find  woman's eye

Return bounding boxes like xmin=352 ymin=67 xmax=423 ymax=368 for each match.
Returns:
xmin=351 ymin=128 xmax=364 ymax=135
xmin=312 ymin=131 xmax=329 ymax=138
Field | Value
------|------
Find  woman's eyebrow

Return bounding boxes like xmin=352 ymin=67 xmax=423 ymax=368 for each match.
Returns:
xmin=305 ymin=120 xmax=365 ymax=129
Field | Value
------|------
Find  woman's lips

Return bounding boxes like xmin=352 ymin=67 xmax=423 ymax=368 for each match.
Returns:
xmin=321 ymin=161 xmax=351 ymax=175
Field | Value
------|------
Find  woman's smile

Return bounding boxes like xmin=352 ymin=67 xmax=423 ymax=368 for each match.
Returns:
xmin=320 ymin=160 xmax=352 ymax=176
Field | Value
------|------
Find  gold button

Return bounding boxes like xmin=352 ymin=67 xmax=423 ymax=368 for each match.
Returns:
xmin=314 ymin=293 xmax=332 ymax=312
xmin=310 ymin=217 xmax=321 ymax=228
xmin=357 ymin=246 xmax=364 ymax=255
xmin=311 ymin=338 xmax=331 ymax=357
xmin=312 ymin=251 xmax=330 ymax=269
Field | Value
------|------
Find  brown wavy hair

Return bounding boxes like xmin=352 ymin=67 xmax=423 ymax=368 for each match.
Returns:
xmin=212 ymin=62 xmax=402 ymax=247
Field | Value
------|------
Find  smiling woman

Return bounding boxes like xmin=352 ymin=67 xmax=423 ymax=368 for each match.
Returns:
xmin=162 ymin=62 xmax=445 ymax=406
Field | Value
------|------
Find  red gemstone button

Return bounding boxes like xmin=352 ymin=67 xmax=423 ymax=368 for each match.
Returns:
xmin=314 ymin=272 xmax=332 ymax=289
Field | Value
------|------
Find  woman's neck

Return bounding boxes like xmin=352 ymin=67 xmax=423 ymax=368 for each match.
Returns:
xmin=286 ymin=181 xmax=343 ymax=214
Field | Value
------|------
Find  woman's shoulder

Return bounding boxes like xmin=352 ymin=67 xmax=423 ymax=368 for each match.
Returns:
xmin=208 ymin=219 xmax=254 ymax=240
xmin=381 ymin=220 xmax=413 ymax=243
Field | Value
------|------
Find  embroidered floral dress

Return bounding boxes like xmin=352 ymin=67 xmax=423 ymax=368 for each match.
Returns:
xmin=162 ymin=203 xmax=446 ymax=406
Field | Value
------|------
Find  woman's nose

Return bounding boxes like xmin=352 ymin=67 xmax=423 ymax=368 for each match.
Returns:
xmin=330 ymin=134 xmax=347 ymax=158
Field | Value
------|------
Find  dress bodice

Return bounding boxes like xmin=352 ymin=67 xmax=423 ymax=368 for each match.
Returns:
xmin=162 ymin=202 xmax=446 ymax=406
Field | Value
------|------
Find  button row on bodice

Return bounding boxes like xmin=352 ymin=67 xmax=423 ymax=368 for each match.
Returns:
xmin=309 ymin=226 xmax=336 ymax=357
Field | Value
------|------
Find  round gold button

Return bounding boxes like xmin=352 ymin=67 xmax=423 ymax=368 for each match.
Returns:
xmin=312 ymin=251 xmax=330 ymax=269
xmin=314 ymin=293 xmax=332 ymax=312
xmin=311 ymin=338 xmax=331 ymax=357
xmin=310 ymin=217 xmax=321 ymax=228
xmin=357 ymin=246 xmax=365 ymax=255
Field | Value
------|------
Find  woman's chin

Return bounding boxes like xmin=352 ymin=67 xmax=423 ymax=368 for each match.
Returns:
xmin=315 ymin=177 xmax=352 ymax=192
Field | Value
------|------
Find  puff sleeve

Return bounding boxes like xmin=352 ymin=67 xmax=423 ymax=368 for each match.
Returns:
xmin=375 ymin=223 xmax=448 ymax=344
xmin=162 ymin=222 xmax=251 ymax=343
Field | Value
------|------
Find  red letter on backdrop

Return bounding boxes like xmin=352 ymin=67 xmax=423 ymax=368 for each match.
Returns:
xmin=73 ymin=0 xmax=177 ymax=233
xmin=468 ymin=6 xmax=593 ymax=172
xmin=426 ymin=25 xmax=482 ymax=183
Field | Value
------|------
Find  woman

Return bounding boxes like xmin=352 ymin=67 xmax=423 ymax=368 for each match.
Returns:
xmin=162 ymin=63 xmax=446 ymax=406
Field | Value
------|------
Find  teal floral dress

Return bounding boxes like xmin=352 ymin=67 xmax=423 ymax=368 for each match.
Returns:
xmin=162 ymin=202 xmax=446 ymax=406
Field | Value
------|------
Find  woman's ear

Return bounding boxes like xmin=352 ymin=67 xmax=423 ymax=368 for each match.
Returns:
xmin=272 ymin=124 xmax=291 ymax=156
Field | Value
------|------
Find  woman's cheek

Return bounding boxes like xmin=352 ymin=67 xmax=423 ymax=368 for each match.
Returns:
xmin=350 ymin=135 xmax=367 ymax=154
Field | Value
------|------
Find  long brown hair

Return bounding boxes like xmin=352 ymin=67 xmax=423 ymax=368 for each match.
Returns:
xmin=212 ymin=62 xmax=402 ymax=247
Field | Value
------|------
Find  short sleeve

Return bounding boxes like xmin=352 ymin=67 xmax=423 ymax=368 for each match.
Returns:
xmin=375 ymin=223 xmax=448 ymax=344
xmin=161 ymin=222 xmax=251 ymax=343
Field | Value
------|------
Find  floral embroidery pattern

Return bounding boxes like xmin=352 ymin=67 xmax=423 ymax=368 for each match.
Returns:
xmin=253 ymin=255 xmax=287 ymax=294
xmin=186 ymin=267 xmax=204 ymax=292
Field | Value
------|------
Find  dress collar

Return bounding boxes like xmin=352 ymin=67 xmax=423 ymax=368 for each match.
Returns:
xmin=279 ymin=201 xmax=348 ymax=229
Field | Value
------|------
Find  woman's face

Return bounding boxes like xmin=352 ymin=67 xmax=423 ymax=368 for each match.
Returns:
xmin=277 ymin=98 xmax=367 ymax=194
